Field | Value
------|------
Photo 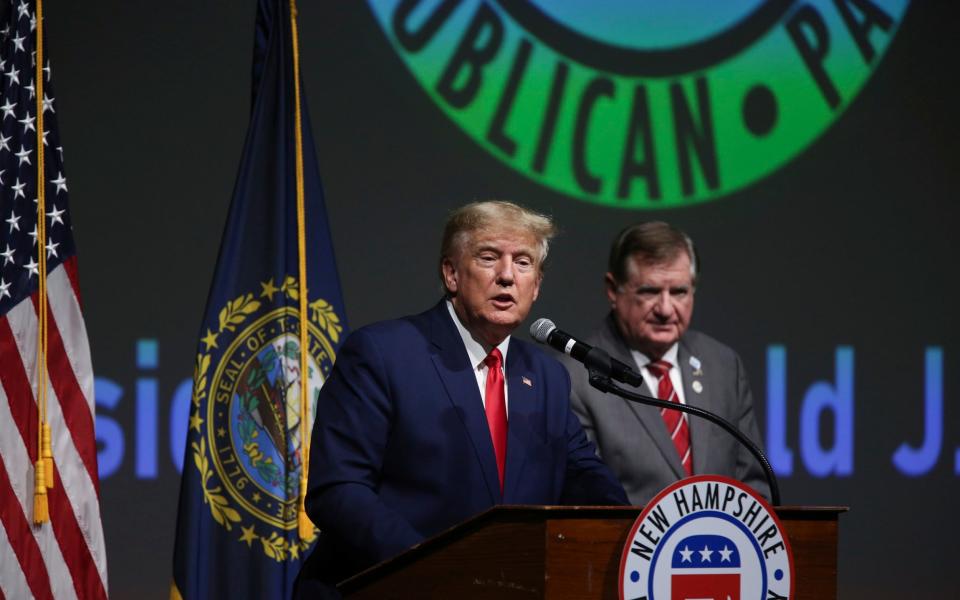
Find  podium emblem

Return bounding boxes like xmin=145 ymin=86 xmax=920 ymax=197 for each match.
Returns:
xmin=620 ymin=475 xmax=793 ymax=600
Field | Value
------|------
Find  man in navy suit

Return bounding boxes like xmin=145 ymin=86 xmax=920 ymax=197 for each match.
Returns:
xmin=296 ymin=201 xmax=628 ymax=593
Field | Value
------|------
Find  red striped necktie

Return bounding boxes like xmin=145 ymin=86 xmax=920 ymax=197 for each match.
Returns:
xmin=646 ymin=360 xmax=693 ymax=477
xmin=484 ymin=348 xmax=507 ymax=492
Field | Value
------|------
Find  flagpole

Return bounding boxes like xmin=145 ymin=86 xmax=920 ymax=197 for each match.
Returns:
xmin=33 ymin=0 xmax=52 ymax=525
xmin=288 ymin=0 xmax=315 ymax=541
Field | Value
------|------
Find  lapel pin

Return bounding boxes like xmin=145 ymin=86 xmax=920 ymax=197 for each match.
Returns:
xmin=521 ymin=376 xmax=533 ymax=388
xmin=692 ymin=380 xmax=704 ymax=394
xmin=689 ymin=355 xmax=703 ymax=376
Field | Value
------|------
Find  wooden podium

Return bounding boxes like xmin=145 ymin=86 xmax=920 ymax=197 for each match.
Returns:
xmin=339 ymin=505 xmax=846 ymax=599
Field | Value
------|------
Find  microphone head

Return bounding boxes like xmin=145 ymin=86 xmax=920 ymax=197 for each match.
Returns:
xmin=529 ymin=318 xmax=556 ymax=343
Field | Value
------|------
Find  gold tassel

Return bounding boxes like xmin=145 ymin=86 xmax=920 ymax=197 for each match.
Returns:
xmin=42 ymin=423 xmax=54 ymax=488
xmin=33 ymin=460 xmax=49 ymax=524
xmin=297 ymin=497 xmax=314 ymax=539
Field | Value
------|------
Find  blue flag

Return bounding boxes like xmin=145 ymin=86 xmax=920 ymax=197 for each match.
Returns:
xmin=171 ymin=1 xmax=347 ymax=597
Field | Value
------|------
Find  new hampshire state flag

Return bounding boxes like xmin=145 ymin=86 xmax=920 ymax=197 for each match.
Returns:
xmin=171 ymin=1 xmax=347 ymax=598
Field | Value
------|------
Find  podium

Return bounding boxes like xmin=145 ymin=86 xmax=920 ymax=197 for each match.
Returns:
xmin=339 ymin=505 xmax=846 ymax=599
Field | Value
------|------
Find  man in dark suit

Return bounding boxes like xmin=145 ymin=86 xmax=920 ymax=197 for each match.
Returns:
xmin=296 ymin=201 xmax=627 ymax=593
xmin=560 ymin=222 xmax=769 ymax=506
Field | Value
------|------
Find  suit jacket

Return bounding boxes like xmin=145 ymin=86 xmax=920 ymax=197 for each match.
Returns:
xmin=297 ymin=301 xmax=627 ymax=590
xmin=561 ymin=314 xmax=770 ymax=507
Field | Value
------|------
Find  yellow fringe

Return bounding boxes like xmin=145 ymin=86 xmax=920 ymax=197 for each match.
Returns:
xmin=42 ymin=423 xmax=54 ymax=488
xmin=33 ymin=460 xmax=49 ymax=524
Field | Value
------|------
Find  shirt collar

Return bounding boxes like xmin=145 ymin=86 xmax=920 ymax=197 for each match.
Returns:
xmin=445 ymin=300 xmax=510 ymax=369
xmin=630 ymin=342 xmax=680 ymax=371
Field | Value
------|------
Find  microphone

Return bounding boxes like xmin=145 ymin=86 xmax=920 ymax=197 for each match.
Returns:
xmin=529 ymin=318 xmax=643 ymax=387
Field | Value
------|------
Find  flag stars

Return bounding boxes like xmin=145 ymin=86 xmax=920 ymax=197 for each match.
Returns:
xmin=17 ymin=1 xmax=30 ymax=21
xmin=10 ymin=31 xmax=24 ymax=52
xmin=11 ymin=177 xmax=25 ymax=198
xmin=51 ymin=171 xmax=67 ymax=194
xmin=43 ymin=60 xmax=50 ymax=81
xmin=698 ymin=545 xmax=714 ymax=562
xmin=0 ymin=277 xmax=10 ymax=300
xmin=24 ymin=79 xmax=34 ymax=99
xmin=260 ymin=278 xmax=280 ymax=300
xmin=27 ymin=223 xmax=37 ymax=245
xmin=1 ymin=244 xmax=14 ymax=266
xmin=5 ymin=210 xmax=19 ymax=232
xmin=239 ymin=525 xmax=257 ymax=547
xmin=1 ymin=100 xmax=15 ymax=120
xmin=14 ymin=144 xmax=30 ymax=165
xmin=4 ymin=64 xmax=18 ymax=86
xmin=189 ymin=412 xmax=204 ymax=433
xmin=0 ymin=132 xmax=11 ymax=151
xmin=23 ymin=255 xmax=38 ymax=278
xmin=201 ymin=328 xmax=219 ymax=350
xmin=45 ymin=238 xmax=58 ymax=259
xmin=18 ymin=112 xmax=34 ymax=134
xmin=47 ymin=204 xmax=65 ymax=226
xmin=42 ymin=93 xmax=54 ymax=114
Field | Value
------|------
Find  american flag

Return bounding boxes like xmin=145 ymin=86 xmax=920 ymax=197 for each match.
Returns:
xmin=0 ymin=1 xmax=108 ymax=598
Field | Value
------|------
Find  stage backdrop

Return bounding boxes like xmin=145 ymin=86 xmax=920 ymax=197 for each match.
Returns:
xmin=44 ymin=1 xmax=957 ymax=597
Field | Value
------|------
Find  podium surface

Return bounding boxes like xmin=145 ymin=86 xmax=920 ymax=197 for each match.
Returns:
xmin=340 ymin=505 xmax=845 ymax=599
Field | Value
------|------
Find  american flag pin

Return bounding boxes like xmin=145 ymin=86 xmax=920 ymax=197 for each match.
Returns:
xmin=521 ymin=376 xmax=533 ymax=387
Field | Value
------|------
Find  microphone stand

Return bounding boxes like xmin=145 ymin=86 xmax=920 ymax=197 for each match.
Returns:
xmin=582 ymin=347 xmax=781 ymax=507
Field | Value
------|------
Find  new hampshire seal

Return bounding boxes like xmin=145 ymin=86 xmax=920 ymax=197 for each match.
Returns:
xmin=188 ymin=277 xmax=342 ymax=560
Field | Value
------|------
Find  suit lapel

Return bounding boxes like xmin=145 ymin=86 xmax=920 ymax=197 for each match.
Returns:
xmin=427 ymin=302 xmax=501 ymax=502
xmin=501 ymin=345 xmax=539 ymax=502
xmin=678 ymin=340 xmax=711 ymax=475
xmin=601 ymin=317 xmax=686 ymax=479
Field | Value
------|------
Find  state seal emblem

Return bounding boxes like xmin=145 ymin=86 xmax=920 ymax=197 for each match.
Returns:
xmin=187 ymin=277 xmax=342 ymax=560
xmin=620 ymin=475 xmax=794 ymax=600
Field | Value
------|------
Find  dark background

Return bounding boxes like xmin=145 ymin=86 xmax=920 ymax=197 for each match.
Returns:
xmin=44 ymin=1 xmax=957 ymax=597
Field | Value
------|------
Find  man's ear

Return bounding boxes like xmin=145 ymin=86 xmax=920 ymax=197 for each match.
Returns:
xmin=441 ymin=258 xmax=458 ymax=294
xmin=604 ymin=272 xmax=618 ymax=307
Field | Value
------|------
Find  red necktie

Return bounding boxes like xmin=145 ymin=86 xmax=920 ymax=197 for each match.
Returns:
xmin=646 ymin=360 xmax=692 ymax=477
xmin=484 ymin=348 xmax=507 ymax=492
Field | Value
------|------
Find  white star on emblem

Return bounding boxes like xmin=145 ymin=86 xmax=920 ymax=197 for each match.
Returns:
xmin=4 ymin=64 xmax=18 ymax=86
xmin=51 ymin=172 xmax=67 ymax=194
xmin=0 ymin=100 xmax=15 ymax=120
xmin=11 ymin=32 xmax=25 ymax=52
xmin=679 ymin=545 xmax=694 ymax=563
xmin=1 ymin=243 xmax=13 ymax=266
xmin=719 ymin=545 xmax=734 ymax=562
xmin=23 ymin=255 xmax=38 ymax=278
xmin=698 ymin=545 xmax=714 ymax=562
xmin=0 ymin=277 xmax=10 ymax=300
xmin=45 ymin=238 xmax=58 ymax=259
xmin=47 ymin=204 xmax=64 ymax=226
xmin=14 ymin=144 xmax=30 ymax=165
xmin=42 ymin=93 xmax=54 ymax=114
xmin=18 ymin=113 xmax=34 ymax=134
xmin=5 ymin=210 xmax=19 ymax=233
xmin=11 ymin=177 xmax=26 ymax=198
